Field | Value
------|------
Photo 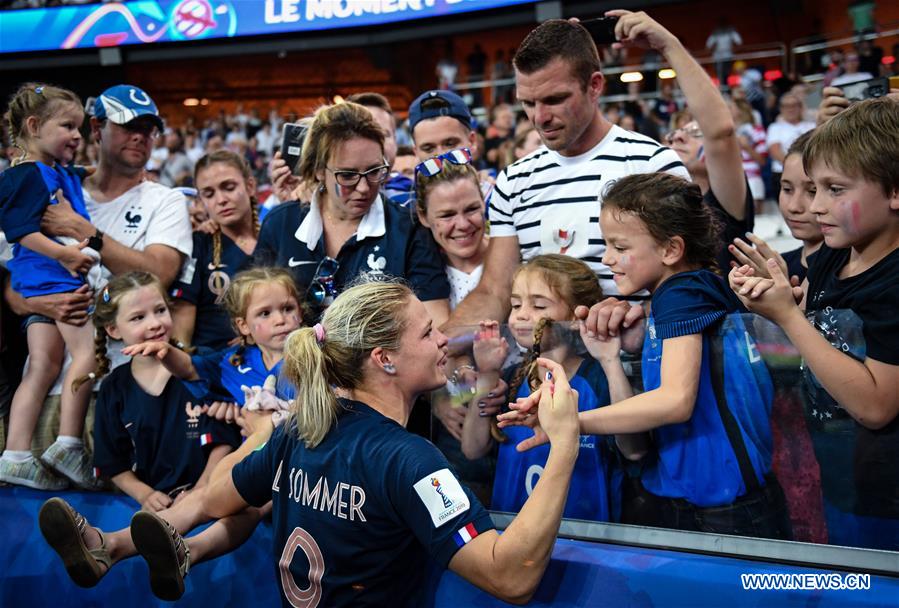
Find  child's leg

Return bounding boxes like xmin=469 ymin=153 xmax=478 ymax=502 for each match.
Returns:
xmin=0 ymin=321 xmax=67 ymax=490
xmin=56 ymin=320 xmax=96 ymax=438
xmin=4 ymin=322 xmax=63 ymax=451
xmin=131 ymin=505 xmax=268 ymax=601
xmin=40 ymin=321 xmax=98 ymax=487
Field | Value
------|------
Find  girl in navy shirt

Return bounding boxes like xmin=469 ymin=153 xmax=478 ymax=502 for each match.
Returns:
xmin=501 ymin=173 xmax=789 ymax=539
xmin=0 ymin=84 xmax=101 ymax=491
xmin=127 ymin=267 xmax=303 ymax=412
xmin=462 ymin=254 xmax=645 ymax=521
xmin=171 ymin=150 xmax=259 ymax=351
xmin=39 ymin=271 xmax=263 ymax=601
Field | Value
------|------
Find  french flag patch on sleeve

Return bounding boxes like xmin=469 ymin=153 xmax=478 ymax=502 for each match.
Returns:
xmin=93 ymin=467 xmax=101 ymax=478
xmin=453 ymin=522 xmax=480 ymax=548
xmin=199 ymin=433 xmax=213 ymax=446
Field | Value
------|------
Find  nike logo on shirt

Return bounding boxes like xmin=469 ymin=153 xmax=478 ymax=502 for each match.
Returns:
xmin=288 ymin=258 xmax=317 ymax=267
xmin=238 ymin=365 xmax=252 ymax=373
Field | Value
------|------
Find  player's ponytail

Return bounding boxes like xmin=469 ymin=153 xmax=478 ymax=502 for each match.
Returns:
xmin=282 ymin=278 xmax=413 ymax=448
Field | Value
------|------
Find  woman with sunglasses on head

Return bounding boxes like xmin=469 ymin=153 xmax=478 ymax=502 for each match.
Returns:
xmin=611 ymin=9 xmax=753 ymax=272
xmin=254 ymin=102 xmax=450 ymax=324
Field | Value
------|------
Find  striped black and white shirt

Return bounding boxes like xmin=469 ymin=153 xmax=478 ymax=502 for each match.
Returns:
xmin=488 ymin=124 xmax=689 ymax=299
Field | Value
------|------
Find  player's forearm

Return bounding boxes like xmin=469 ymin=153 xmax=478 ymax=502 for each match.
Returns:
xmin=209 ymin=420 xmax=273 ymax=488
xmin=490 ymin=441 xmax=578 ymax=599
xmin=161 ymin=346 xmax=200 ymax=381
xmin=196 ymin=443 xmax=233 ymax=488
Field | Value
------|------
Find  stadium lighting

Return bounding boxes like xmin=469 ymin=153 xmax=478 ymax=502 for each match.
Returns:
xmin=620 ymin=71 xmax=644 ymax=83
xmin=333 ymin=95 xmax=345 ymax=104
xmin=658 ymin=69 xmax=677 ymax=79
xmin=183 ymin=98 xmax=200 ymax=107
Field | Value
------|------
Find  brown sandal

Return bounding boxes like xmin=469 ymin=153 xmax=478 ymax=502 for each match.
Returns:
xmin=131 ymin=510 xmax=191 ymax=601
xmin=39 ymin=497 xmax=111 ymax=587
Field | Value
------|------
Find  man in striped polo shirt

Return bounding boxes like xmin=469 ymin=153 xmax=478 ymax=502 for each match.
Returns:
xmin=447 ymin=18 xmax=688 ymax=328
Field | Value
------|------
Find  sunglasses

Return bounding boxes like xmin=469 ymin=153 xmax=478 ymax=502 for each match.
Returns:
xmin=415 ymin=148 xmax=473 ymax=178
xmin=307 ymin=257 xmax=340 ymax=307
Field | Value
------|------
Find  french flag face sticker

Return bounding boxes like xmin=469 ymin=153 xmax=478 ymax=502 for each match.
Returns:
xmin=199 ymin=433 xmax=213 ymax=446
xmin=453 ymin=522 xmax=479 ymax=548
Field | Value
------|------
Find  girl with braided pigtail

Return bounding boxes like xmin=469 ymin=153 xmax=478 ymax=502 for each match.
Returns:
xmin=170 ymin=150 xmax=261 ymax=352
xmin=462 ymin=254 xmax=647 ymax=521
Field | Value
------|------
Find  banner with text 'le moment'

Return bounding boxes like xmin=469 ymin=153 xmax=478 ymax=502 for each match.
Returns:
xmin=0 ymin=0 xmax=537 ymax=55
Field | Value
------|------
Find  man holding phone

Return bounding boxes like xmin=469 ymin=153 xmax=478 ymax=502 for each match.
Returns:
xmin=446 ymin=15 xmax=687 ymax=329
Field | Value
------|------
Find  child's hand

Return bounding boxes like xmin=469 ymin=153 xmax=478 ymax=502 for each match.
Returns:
xmin=141 ymin=490 xmax=173 ymax=512
xmin=122 ymin=340 xmax=171 ymax=359
xmin=472 ymin=320 xmax=508 ymax=373
xmin=730 ymin=260 xmax=803 ymax=323
xmin=729 ymin=233 xmax=792 ymax=282
xmin=496 ymin=396 xmax=548 ymax=451
xmin=202 ymin=401 xmax=239 ymax=424
xmin=58 ymin=240 xmax=95 ymax=276
xmin=579 ymin=319 xmax=621 ymax=364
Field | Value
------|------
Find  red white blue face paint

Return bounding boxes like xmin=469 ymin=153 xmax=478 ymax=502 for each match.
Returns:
xmin=335 ymin=182 xmax=354 ymax=198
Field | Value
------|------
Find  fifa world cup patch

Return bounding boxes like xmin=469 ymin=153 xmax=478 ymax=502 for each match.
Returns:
xmin=413 ymin=468 xmax=469 ymax=528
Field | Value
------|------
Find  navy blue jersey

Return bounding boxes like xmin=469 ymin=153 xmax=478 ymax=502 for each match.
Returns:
xmin=492 ymin=357 xmax=618 ymax=521
xmin=187 ymin=344 xmax=293 ymax=405
xmin=0 ymin=162 xmax=92 ymax=297
xmin=781 ymin=246 xmax=820 ymax=285
xmin=641 ymin=270 xmax=775 ymax=507
xmin=92 ymin=363 xmax=241 ymax=493
xmin=232 ymin=399 xmax=494 ymax=607
xmin=253 ymin=195 xmax=448 ymax=311
xmin=171 ymin=231 xmax=251 ymax=350
xmin=804 ymin=244 xmax=899 ymax=522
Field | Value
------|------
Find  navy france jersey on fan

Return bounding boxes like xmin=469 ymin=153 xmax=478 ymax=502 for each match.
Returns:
xmin=93 ymin=363 xmax=241 ymax=493
xmin=640 ymin=270 xmax=775 ymax=507
xmin=253 ymin=194 xmax=448 ymax=308
xmin=187 ymin=344 xmax=294 ymax=404
xmin=171 ymin=231 xmax=252 ymax=350
xmin=493 ymin=357 xmax=618 ymax=521
xmin=232 ymin=398 xmax=495 ymax=607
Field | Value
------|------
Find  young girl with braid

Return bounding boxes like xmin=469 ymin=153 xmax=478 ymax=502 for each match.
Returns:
xmin=79 ymin=271 xmax=241 ymax=509
xmin=171 ymin=150 xmax=261 ymax=351
xmin=127 ymin=267 xmax=303 ymax=410
xmin=461 ymin=254 xmax=646 ymax=521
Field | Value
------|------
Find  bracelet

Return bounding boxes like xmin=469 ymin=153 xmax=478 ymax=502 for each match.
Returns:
xmin=451 ymin=364 xmax=476 ymax=384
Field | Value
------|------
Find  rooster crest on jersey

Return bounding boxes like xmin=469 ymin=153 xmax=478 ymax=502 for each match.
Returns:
xmin=185 ymin=402 xmax=202 ymax=438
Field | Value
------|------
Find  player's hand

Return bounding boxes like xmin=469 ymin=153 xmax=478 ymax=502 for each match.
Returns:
xmin=58 ymin=240 xmax=95 ymax=276
xmin=141 ymin=490 xmax=173 ymax=512
xmin=122 ymin=340 xmax=170 ymax=359
xmin=433 ymin=397 xmax=466 ymax=442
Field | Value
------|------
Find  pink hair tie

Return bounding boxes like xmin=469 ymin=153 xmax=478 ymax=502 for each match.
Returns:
xmin=313 ymin=323 xmax=326 ymax=345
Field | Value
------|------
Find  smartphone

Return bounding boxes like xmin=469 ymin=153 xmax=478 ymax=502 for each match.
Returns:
xmin=581 ymin=16 xmax=619 ymax=45
xmin=280 ymin=122 xmax=307 ymax=173
xmin=841 ymin=76 xmax=890 ymax=102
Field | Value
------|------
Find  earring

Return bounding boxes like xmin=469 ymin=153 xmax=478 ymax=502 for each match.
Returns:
xmin=383 ymin=363 xmax=396 ymax=375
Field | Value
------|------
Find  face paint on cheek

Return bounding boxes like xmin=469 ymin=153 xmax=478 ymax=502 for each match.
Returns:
xmin=836 ymin=200 xmax=861 ymax=234
xmin=335 ymin=183 xmax=352 ymax=198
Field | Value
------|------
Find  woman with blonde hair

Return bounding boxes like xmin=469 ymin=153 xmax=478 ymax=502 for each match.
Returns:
xmin=254 ymin=101 xmax=450 ymax=324
xmin=198 ymin=278 xmax=581 ymax=606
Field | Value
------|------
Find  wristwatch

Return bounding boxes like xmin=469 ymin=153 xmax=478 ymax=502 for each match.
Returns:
xmin=87 ymin=229 xmax=104 ymax=252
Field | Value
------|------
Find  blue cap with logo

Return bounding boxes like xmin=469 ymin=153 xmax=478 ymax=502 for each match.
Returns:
xmin=408 ymin=90 xmax=473 ymax=132
xmin=94 ymin=85 xmax=164 ymax=131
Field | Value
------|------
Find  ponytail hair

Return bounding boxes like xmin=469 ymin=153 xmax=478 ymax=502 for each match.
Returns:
xmin=72 ymin=271 xmax=171 ymax=393
xmin=282 ymin=279 xmax=412 ymax=448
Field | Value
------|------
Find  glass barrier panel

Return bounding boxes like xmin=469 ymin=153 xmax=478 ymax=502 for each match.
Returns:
xmin=430 ymin=313 xmax=899 ymax=554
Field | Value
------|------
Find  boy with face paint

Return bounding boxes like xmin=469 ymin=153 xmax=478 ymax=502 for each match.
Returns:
xmin=730 ymin=97 xmax=899 ymax=550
